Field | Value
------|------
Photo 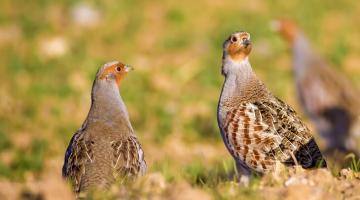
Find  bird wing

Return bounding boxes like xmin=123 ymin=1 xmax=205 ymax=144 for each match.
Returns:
xmin=110 ymin=135 xmax=147 ymax=177
xmin=62 ymin=123 xmax=94 ymax=192
xmin=223 ymin=97 xmax=326 ymax=173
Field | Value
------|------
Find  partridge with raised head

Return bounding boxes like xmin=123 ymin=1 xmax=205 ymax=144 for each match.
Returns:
xmin=272 ymin=19 xmax=360 ymax=156
xmin=217 ymin=32 xmax=327 ymax=184
xmin=62 ymin=61 xmax=146 ymax=193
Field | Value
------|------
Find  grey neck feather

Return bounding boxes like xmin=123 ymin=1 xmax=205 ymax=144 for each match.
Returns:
xmin=218 ymin=55 xmax=257 ymax=123
xmin=220 ymin=56 xmax=255 ymax=101
xmin=292 ymin=33 xmax=317 ymax=78
xmin=87 ymin=79 xmax=133 ymax=133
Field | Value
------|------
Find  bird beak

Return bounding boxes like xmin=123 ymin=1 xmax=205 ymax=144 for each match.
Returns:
xmin=124 ymin=65 xmax=134 ymax=72
xmin=241 ymin=38 xmax=251 ymax=47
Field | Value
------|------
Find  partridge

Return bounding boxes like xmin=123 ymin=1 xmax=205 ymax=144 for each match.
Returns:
xmin=217 ymin=32 xmax=327 ymax=184
xmin=62 ymin=61 xmax=147 ymax=193
xmin=272 ymin=19 xmax=360 ymax=155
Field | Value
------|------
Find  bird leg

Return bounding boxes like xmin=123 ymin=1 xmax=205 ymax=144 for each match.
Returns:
xmin=236 ymin=161 xmax=251 ymax=186
xmin=290 ymin=152 xmax=299 ymax=166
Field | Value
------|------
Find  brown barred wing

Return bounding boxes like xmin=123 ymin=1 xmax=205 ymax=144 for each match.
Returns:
xmin=264 ymin=98 xmax=326 ymax=168
xmin=111 ymin=135 xmax=147 ymax=178
xmin=223 ymin=98 xmax=326 ymax=173
xmin=62 ymin=128 xmax=95 ymax=193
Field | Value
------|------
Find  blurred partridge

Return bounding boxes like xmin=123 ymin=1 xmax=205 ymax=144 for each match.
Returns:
xmin=217 ymin=32 xmax=327 ymax=184
xmin=273 ymin=19 xmax=360 ymax=155
xmin=62 ymin=61 xmax=147 ymax=193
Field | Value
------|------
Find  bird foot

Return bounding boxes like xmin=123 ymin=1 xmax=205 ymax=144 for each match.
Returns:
xmin=239 ymin=175 xmax=250 ymax=186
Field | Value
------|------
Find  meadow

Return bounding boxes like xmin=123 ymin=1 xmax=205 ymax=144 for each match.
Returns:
xmin=0 ymin=0 xmax=360 ymax=199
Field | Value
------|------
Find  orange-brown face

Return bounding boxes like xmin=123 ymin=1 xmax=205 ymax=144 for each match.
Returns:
xmin=272 ymin=19 xmax=298 ymax=44
xmin=99 ymin=62 xmax=133 ymax=86
xmin=225 ymin=31 xmax=252 ymax=62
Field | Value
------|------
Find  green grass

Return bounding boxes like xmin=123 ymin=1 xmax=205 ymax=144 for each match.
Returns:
xmin=184 ymin=159 xmax=236 ymax=187
xmin=9 ymin=139 xmax=48 ymax=180
xmin=346 ymin=154 xmax=360 ymax=172
xmin=0 ymin=129 xmax=12 ymax=151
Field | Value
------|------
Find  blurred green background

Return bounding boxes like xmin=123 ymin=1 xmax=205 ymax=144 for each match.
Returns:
xmin=0 ymin=0 xmax=359 ymax=199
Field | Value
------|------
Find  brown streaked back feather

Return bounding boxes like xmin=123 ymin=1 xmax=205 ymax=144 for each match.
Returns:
xmin=63 ymin=128 xmax=146 ymax=193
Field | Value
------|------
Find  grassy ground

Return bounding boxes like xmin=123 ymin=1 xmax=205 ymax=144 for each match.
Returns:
xmin=0 ymin=0 xmax=360 ymax=199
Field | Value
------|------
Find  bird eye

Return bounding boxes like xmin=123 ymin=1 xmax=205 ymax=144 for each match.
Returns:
xmin=231 ymin=36 xmax=237 ymax=43
xmin=115 ymin=66 xmax=121 ymax=72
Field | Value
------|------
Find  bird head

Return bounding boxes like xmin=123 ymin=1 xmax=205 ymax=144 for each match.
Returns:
xmin=270 ymin=19 xmax=298 ymax=44
xmin=223 ymin=31 xmax=252 ymax=62
xmin=97 ymin=61 xmax=133 ymax=86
